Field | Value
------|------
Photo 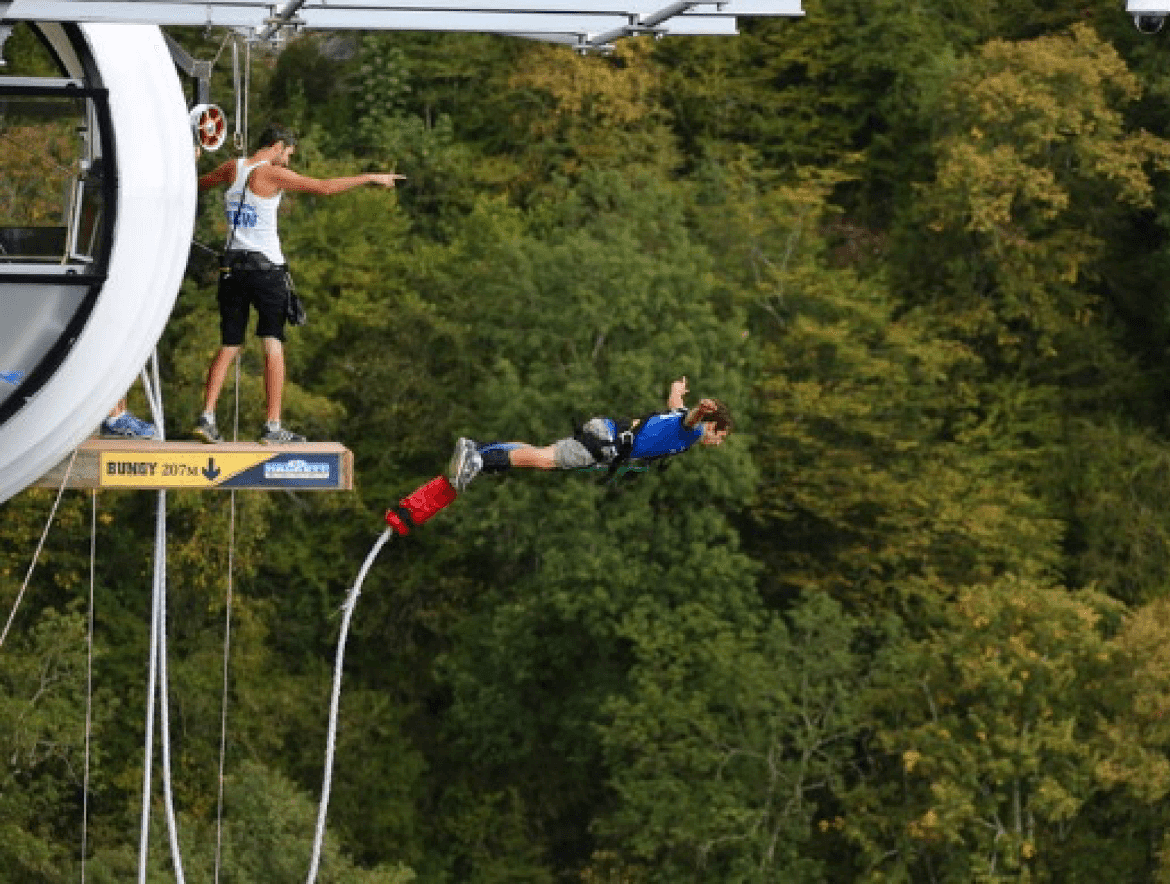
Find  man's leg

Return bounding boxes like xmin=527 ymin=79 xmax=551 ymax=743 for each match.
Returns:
xmin=194 ymin=346 xmax=238 ymax=443
xmin=261 ymin=336 xmax=284 ymax=424
xmin=202 ymin=345 xmax=240 ymax=415
xmin=508 ymin=444 xmax=557 ymax=469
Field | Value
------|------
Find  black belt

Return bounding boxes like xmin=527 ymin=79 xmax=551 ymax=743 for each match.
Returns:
xmin=222 ymin=250 xmax=285 ymax=274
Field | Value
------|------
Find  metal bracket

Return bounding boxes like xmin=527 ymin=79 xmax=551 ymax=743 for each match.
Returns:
xmin=162 ymin=31 xmax=213 ymax=106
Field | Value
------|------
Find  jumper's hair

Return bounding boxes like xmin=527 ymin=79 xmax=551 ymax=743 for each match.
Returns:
xmin=257 ymin=125 xmax=297 ymax=150
xmin=704 ymin=399 xmax=733 ymax=432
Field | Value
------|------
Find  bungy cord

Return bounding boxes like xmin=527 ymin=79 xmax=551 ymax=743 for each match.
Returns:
xmin=304 ymin=527 xmax=394 ymax=884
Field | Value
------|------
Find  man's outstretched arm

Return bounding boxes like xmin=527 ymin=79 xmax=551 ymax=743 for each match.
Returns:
xmin=263 ymin=166 xmax=405 ymax=196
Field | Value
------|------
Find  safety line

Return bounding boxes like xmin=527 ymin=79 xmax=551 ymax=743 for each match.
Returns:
xmin=141 ymin=351 xmax=166 ymax=442
xmin=210 ymin=29 xmax=232 ymax=70
xmin=80 ymin=490 xmax=96 ymax=884
xmin=232 ymin=40 xmax=242 ymax=154
xmin=154 ymin=490 xmax=187 ymax=884
xmin=305 ymin=528 xmax=394 ymax=884
xmin=213 ymin=488 xmax=238 ymax=884
xmin=138 ymin=496 xmax=161 ymax=884
xmin=138 ymin=361 xmax=188 ymax=884
xmin=0 ymin=448 xmax=78 ymax=652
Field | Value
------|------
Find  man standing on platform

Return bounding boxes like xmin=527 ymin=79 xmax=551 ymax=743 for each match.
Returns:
xmin=194 ymin=124 xmax=404 ymax=444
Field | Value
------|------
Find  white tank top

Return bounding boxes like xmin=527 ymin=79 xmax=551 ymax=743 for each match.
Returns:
xmin=223 ymin=158 xmax=284 ymax=264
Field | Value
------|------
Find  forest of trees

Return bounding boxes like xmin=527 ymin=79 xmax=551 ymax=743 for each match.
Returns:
xmin=8 ymin=0 xmax=1170 ymax=880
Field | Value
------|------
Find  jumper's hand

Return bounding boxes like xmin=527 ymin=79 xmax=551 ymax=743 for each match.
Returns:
xmin=668 ymin=376 xmax=689 ymax=410
xmin=370 ymin=173 xmax=407 ymax=188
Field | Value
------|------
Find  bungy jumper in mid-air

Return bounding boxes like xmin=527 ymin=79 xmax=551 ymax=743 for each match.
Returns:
xmin=385 ymin=378 xmax=733 ymax=535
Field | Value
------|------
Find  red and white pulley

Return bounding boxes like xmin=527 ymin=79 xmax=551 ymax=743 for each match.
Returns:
xmin=189 ymin=103 xmax=227 ymax=151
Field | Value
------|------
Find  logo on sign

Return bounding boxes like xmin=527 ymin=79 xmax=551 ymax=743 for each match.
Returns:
xmin=1 ymin=370 xmax=25 ymax=386
xmin=264 ymin=459 xmax=331 ymax=480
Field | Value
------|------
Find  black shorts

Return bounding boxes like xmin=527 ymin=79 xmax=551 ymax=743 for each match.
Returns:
xmin=217 ymin=255 xmax=290 ymax=345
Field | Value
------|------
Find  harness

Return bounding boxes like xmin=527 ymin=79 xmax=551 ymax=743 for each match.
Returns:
xmin=573 ymin=409 xmax=682 ymax=484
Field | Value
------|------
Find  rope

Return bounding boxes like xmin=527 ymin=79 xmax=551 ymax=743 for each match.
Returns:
xmin=153 ymin=490 xmax=187 ymax=884
xmin=210 ymin=29 xmax=231 ymax=69
xmin=137 ymin=357 xmax=187 ymax=884
xmin=231 ymin=38 xmax=251 ymax=155
xmin=305 ymin=528 xmax=394 ymax=884
xmin=137 ymin=496 xmax=161 ymax=884
xmin=141 ymin=352 xmax=166 ymax=442
xmin=231 ymin=357 xmax=241 ymax=442
xmin=242 ymin=40 xmax=250 ymax=156
xmin=213 ymin=489 xmax=238 ymax=884
xmin=0 ymin=448 xmax=78 ymax=652
xmin=80 ymin=491 xmax=96 ymax=884
xmin=232 ymin=40 xmax=243 ymax=154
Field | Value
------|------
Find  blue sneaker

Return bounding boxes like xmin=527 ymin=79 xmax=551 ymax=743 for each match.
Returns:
xmin=101 ymin=411 xmax=157 ymax=440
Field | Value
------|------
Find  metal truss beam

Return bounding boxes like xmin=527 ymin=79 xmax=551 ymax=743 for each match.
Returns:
xmin=0 ymin=0 xmax=803 ymax=48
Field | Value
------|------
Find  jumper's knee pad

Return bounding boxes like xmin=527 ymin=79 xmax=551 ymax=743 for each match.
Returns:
xmin=385 ymin=475 xmax=457 ymax=535
xmin=480 ymin=445 xmax=514 ymax=472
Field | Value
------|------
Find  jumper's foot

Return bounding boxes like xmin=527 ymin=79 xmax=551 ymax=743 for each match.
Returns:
xmin=448 ymin=437 xmax=482 ymax=493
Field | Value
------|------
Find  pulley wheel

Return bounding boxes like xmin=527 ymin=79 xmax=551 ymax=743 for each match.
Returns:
xmin=189 ymin=104 xmax=227 ymax=151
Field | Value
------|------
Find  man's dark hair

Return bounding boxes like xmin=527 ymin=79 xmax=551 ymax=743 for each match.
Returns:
xmin=706 ymin=399 xmax=733 ymax=432
xmin=256 ymin=125 xmax=297 ymax=150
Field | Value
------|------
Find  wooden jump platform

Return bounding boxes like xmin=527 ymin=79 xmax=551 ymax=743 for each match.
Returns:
xmin=32 ymin=438 xmax=353 ymax=492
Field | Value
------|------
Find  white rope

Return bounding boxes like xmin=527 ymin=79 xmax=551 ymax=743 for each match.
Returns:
xmin=242 ymin=40 xmax=250 ymax=155
xmin=210 ymin=29 xmax=231 ymax=69
xmin=136 ymin=356 xmax=187 ymax=884
xmin=0 ymin=448 xmax=78 ymax=652
xmin=137 ymin=496 xmax=161 ymax=884
xmin=80 ymin=490 xmax=96 ymax=884
xmin=153 ymin=490 xmax=187 ymax=884
xmin=304 ymin=528 xmax=394 ymax=884
xmin=140 ymin=352 xmax=166 ymax=442
xmin=231 ymin=357 xmax=241 ymax=442
xmin=232 ymin=40 xmax=243 ymax=154
xmin=231 ymin=38 xmax=251 ymax=154
xmin=212 ymin=489 xmax=237 ymax=884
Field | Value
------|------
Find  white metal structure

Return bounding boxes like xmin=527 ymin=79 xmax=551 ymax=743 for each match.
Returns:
xmin=0 ymin=1 xmax=803 ymax=507
xmin=1129 ymin=0 xmax=1170 ymax=32
xmin=1 ymin=1 xmax=803 ymax=49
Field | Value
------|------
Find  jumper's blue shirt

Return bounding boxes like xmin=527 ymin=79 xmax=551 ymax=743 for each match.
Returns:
xmin=625 ymin=408 xmax=702 ymax=460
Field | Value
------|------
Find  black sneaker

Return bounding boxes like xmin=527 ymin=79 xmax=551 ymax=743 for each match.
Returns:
xmin=448 ymin=437 xmax=483 ymax=492
xmin=259 ymin=425 xmax=306 ymax=445
xmin=193 ymin=415 xmax=223 ymax=444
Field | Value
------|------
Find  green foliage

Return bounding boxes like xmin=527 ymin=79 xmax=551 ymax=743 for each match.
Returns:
xmin=854 ymin=578 xmax=1125 ymax=882
xmin=598 ymin=591 xmax=866 ymax=883
xmin=896 ymin=23 xmax=1170 ymax=369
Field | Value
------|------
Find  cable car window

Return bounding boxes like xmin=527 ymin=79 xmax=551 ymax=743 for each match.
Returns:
xmin=0 ymin=23 xmax=106 ymax=268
